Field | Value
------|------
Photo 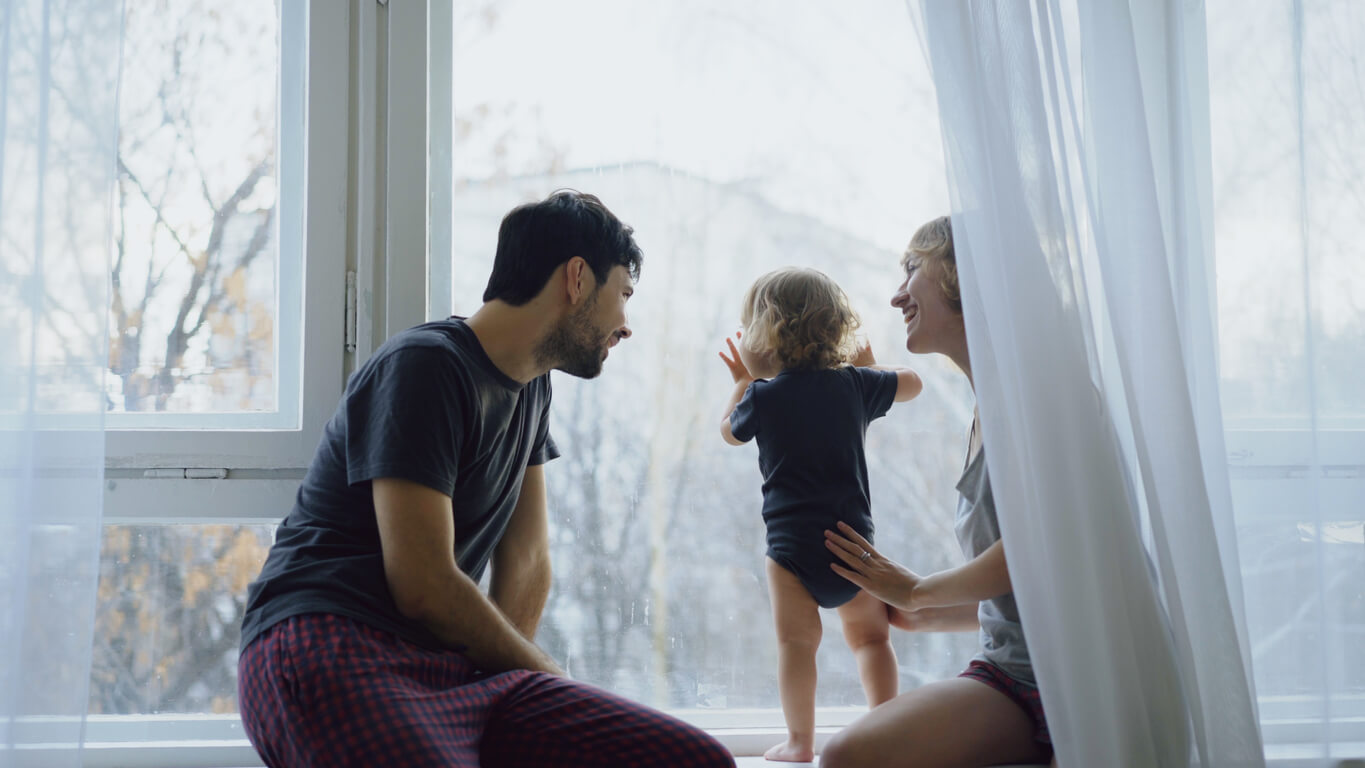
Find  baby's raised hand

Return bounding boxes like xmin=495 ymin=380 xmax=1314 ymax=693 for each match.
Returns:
xmin=718 ymin=333 xmax=754 ymax=384
xmin=851 ymin=337 xmax=877 ymax=367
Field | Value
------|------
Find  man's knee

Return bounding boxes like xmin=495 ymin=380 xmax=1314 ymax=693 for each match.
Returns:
xmin=693 ymin=734 xmax=736 ymax=768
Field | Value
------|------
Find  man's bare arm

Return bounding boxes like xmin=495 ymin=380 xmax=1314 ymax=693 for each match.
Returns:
xmin=490 ymin=465 xmax=552 ymax=639
xmin=372 ymin=477 xmax=561 ymax=674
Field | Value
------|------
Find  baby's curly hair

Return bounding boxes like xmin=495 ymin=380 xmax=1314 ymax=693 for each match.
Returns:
xmin=740 ymin=267 xmax=861 ymax=372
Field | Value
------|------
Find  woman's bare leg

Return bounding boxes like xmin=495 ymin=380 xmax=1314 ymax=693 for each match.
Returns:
xmin=764 ymin=558 xmax=822 ymax=763
xmin=819 ymin=677 xmax=1052 ymax=768
xmin=836 ymin=590 xmax=898 ymax=707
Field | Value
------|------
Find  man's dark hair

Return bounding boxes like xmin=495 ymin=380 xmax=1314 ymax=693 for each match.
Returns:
xmin=482 ymin=190 xmax=643 ymax=305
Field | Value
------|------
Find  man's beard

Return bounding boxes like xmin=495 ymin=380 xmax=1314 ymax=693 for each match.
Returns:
xmin=535 ymin=291 xmax=607 ymax=379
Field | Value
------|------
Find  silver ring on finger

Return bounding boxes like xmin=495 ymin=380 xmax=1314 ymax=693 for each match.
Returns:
xmin=859 ymin=550 xmax=872 ymax=562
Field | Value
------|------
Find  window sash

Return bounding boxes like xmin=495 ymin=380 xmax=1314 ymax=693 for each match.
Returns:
xmin=102 ymin=0 xmax=346 ymax=472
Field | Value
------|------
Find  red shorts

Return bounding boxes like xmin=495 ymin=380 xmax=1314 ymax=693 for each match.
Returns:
xmin=238 ymin=613 xmax=734 ymax=768
xmin=959 ymin=659 xmax=1053 ymax=753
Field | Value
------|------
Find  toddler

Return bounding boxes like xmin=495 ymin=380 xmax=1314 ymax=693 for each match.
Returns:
xmin=719 ymin=266 xmax=922 ymax=763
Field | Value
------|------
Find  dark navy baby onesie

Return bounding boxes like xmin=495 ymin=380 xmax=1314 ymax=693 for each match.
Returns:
xmin=729 ymin=366 xmax=898 ymax=608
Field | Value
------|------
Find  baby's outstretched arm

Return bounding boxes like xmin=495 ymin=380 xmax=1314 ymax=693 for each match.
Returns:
xmin=718 ymin=334 xmax=753 ymax=446
xmin=851 ymin=339 xmax=923 ymax=403
xmin=880 ymin=366 xmax=923 ymax=402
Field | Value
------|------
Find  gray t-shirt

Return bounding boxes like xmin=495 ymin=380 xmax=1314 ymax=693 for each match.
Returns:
xmin=954 ymin=447 xmax=1036 ymax=687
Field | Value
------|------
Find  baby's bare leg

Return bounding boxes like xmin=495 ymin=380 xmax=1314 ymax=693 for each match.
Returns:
xmin=764 ymin=558 xmax=822 ymax=763
xmin=836 ymin=589 xmax=898 ymax=707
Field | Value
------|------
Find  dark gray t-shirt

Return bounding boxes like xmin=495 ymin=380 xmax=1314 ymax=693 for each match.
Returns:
xmin=240 ymin=318 xmax=559 ymax=652
xmin=955 ymin=447 xmax=1035 ymax=686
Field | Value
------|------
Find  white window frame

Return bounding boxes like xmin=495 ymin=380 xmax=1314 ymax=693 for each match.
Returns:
xmin=103 ymin=0 xmax=345 ymax=475
xmin=1227 ymin=427 xmax=1365 ymax=762
xmin=102 ymin=0 xmax=350 ymax=531
xmin=87 ymin=0 xmax=349 ymax=751
xmin=87 ymin=0 xmax=443 ymax=759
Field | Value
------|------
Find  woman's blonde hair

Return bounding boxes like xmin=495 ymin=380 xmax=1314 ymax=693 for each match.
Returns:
xmin=740 ymin=267 xmax=860 ymax=371
xmin=905 ymin=215 xmax=961 ymax=313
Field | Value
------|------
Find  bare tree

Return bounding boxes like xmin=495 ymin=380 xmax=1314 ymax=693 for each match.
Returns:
xmin=106 ymin=0 xmax=277 ymax=413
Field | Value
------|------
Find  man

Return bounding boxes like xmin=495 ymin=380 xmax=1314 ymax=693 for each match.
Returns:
xmin=238 ymin=191 xmax=733 ymax=767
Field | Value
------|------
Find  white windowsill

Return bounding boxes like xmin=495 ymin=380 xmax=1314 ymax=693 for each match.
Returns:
xmin=8 ymin=705 xmax=1361 ymax=767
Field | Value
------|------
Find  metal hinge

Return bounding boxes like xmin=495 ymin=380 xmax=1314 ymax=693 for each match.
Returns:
xmin=345 ymin=270 xmax=358 ymax=353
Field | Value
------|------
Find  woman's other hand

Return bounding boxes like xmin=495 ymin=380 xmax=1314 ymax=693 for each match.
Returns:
xmin=886 ymin=603 xmax=981 ymax=633
xmin=825 ymin=521 xmax=922 ymax=612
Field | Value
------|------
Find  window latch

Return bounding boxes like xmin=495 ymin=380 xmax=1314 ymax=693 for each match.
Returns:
xmin=142 ymin=468 xmax=230 ymax=480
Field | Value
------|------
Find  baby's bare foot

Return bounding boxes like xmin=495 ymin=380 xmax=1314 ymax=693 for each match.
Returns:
xmin=764 ymin=739 xmax=815 ymax=763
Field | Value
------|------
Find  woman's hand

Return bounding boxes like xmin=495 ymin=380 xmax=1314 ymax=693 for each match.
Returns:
xmin=886 ymin=605 xmax=932 ymax=632
xmin=718 ymin=333 xmax=754 ymax=385
xmin=825 ymin=521 xmax=922 ymax=612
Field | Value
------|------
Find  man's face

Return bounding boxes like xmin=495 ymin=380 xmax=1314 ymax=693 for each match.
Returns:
xmin=547 ymin=265 xmax=634 ymax=379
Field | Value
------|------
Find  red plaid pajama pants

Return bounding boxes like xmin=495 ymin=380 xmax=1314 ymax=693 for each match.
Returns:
xmin=239 ymin=613 xmax=734 ymax=768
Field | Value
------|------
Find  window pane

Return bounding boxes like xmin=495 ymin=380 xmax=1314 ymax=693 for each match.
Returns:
xmin=446 ymin=1 xmax=979 ymax=710
xmin=1208 ymin=0 xmax=1365 ymax=428
xmin=89 ymin=525 xmax=273 ymax=715
xmin=108 ymin=1 xmax=287 ymax=419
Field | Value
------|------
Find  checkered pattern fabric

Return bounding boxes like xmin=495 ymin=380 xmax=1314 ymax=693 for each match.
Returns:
xmin=959 ymin=659 xmax=1053 ymax=751
xmin=239 ymin=613 xmax=735 ymax=767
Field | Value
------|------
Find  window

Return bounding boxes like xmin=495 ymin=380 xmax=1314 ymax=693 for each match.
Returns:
xmin=85 ymin=0 xmax=1363 ymax=763
xmin=103 ymin=0 xmax=344 ymax=471
xmin=1206 ymin=0 xmax=1365 ymax=756
xmin=107 ymin=1 xmax=290 ymax=425
xmin=90 ymin=0 xmax=349 ymax=757
xmin=438 ymin=0 xmax=980 ymax=720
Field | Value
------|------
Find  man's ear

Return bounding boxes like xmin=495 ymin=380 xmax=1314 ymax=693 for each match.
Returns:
xmin=563 ymin=257 xmax=593 ymax=305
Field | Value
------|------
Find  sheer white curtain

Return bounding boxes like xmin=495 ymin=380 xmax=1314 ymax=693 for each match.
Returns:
xmin=910 ymin=0 xmax=1268 ymax=765
xmin=1 ymin=0 xmax=122 ymax=765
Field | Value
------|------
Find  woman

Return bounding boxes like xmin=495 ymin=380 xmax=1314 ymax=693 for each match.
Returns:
xmin=819 ymin=216 xmax=1056 ymax=768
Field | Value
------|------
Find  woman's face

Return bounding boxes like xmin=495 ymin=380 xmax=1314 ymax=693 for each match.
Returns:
xmin=891 ymin=255 xmax=964 ymax=356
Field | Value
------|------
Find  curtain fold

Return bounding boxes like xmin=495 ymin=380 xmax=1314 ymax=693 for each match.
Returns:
xmin=1 ymin=0 xmax=122 ymax=765
xmin=910 ymin=0 xmax=1265 ymax=764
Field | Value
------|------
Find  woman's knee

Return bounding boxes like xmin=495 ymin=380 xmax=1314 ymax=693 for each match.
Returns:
xmin=820 ymin=729 xmax=867 ymax=768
